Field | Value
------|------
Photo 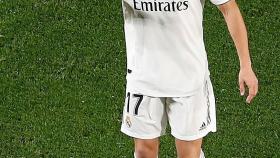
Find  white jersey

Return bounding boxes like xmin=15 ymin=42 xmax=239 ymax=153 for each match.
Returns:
xmin=122 ymin=0 xmax=229 ymax=97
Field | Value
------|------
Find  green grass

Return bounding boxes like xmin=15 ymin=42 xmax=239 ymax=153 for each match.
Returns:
xmin=0 ymin=0 xmax=279 ymax=157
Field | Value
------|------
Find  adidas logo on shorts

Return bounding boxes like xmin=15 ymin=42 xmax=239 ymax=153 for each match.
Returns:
xmin=199 ymin=122 xmax=206 ymax=131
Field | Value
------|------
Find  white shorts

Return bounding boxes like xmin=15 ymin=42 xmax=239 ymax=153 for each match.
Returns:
xmin=121 ymin=77 xmax=216 ymax=141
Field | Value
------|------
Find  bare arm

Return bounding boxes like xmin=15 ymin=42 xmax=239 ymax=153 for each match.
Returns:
xmin=218 ymin=0 xmax=258 ymax=103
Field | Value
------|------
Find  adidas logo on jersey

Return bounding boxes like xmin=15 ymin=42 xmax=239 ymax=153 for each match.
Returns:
xmin=133 ymin=0 xmax=189 ymax=12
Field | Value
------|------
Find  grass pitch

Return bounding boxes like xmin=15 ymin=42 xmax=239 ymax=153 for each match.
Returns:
xmin=0 ymin=0 xmax=279 ymax=157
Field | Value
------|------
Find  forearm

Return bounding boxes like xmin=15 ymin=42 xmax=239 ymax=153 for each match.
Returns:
xmin=220 ymin=1 xmax=252 ymax=69
xmin=218 ymin=0 xmax=258 ymax=103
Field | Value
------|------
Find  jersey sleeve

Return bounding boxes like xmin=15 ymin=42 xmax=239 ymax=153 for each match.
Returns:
xmin=210 ymin=0 xmax=231 ymax=5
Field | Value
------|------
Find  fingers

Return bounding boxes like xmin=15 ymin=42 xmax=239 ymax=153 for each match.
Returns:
xmin=246 ymin=94 xmax=254 ymax=104
xmin=238 ymin=68 xmax=259 ymax=104
xmin=239 ymin=80 xmax=245 ymax=96
xmin=246 ymin=83 xmax=258 ymax=104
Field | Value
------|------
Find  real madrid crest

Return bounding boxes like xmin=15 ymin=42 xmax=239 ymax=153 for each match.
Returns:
xmin=125 ymin=116 xmax=132 ymax=128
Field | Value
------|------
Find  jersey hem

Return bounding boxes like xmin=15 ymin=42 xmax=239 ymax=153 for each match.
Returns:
xmin=126 ymin=82 xmax=203 ymax=97
xmin=126 ymin=74 xmax=211 ymax=97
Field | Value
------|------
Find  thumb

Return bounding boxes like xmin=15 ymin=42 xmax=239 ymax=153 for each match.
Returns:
xmin=239 ymin=80 xmax=245 ymax=96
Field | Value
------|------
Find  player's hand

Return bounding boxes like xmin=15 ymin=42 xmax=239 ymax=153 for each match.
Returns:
xmin=239 ymin=67 xmax=258 ymax=104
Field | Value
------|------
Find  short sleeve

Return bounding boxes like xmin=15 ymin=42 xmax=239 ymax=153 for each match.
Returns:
xmin=210 ymin=0 xmax=231 ymax=5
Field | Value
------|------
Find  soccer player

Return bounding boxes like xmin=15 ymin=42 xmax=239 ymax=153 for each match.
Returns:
xmin=120 ymin=0 xmax=258 ymax=157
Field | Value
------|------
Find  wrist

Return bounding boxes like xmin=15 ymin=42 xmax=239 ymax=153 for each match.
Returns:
xmin=240 ymin=63 xmax=252 ymax=70
xmin=240 ymin=59 xmax=252 ymax=70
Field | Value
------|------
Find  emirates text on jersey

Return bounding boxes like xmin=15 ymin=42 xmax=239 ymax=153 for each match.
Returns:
xmin=133 ymin=0 xmax=189 ymax=12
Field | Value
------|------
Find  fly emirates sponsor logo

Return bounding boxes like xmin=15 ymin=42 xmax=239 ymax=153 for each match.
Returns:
xmin=133 ymin=0 xmax=189 ymax=12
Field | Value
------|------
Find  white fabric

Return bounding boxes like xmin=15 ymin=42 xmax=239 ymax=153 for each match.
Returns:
xmin=122 ymin=0 xmax=229 ymax=97
xmin=134 ymin=150 xmax=204 ymax=157
xmin=210 ymin=0 xmax=231 ymax=5
xmin=200 ymin=149 xmax=206 ymax=158
xmin=121 ymin=76 xmax=216 ymax=140
xmin=134 ymin=152 xmax=158 ymax=158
